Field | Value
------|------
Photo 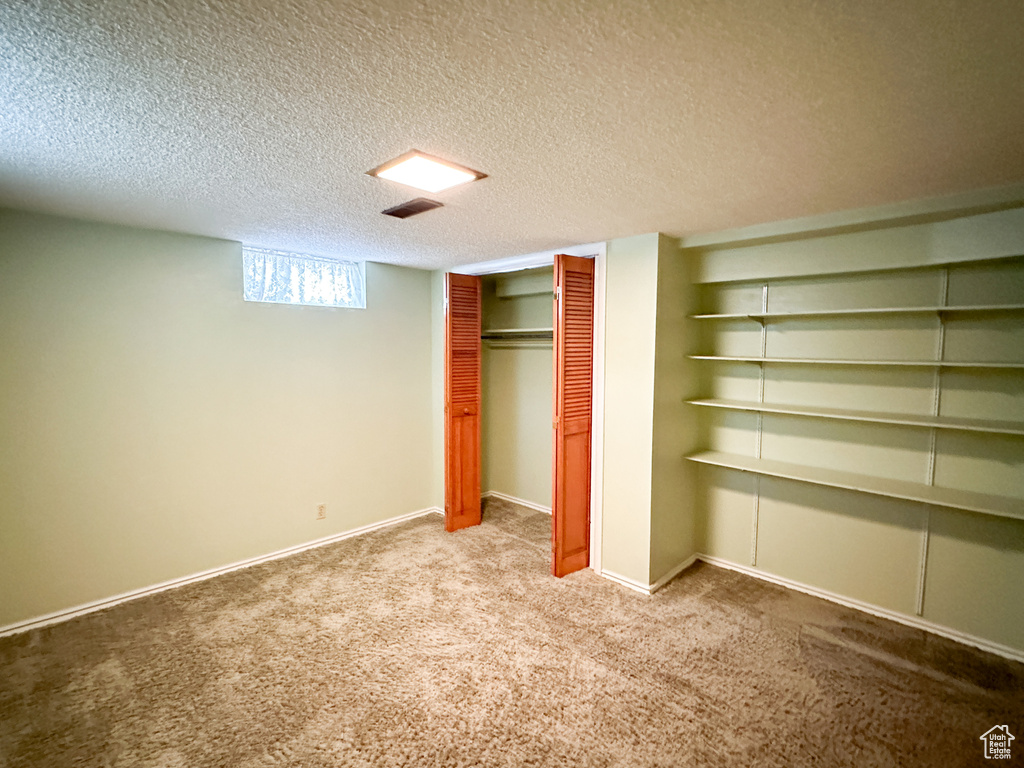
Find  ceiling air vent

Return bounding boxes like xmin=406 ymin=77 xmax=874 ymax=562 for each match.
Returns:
xmin=382 ymin=198 xmax=443 ymax=219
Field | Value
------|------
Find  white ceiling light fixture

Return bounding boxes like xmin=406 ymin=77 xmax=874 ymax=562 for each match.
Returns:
xmin=368 ymin=150 xmax=486 ymax=194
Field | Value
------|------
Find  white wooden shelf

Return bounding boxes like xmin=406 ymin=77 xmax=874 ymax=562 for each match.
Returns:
xmin=691 ymin=304 xmax=1024 ymax=321
xmin=690 ymin=355 xmax=1024 ymax=369
xmin=687 ymin=398 xmax=1024 ymax=436
xmin=481 ymin=327 xmax=553 ymax=339
xmin=686 ymin=451 xmax=1024 ymax=521
xmin=695 ymin=253 xmax=1024 ymax=285
xmin=481 ymin=327 xmax=553 ymax=348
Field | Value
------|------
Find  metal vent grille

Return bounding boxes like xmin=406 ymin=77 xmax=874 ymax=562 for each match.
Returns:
xmin=382 ymin=198 xmax=443 ymax=218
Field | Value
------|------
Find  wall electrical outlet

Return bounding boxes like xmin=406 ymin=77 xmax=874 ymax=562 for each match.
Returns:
xmin=316 ymin=504 xmax=327 ymax=520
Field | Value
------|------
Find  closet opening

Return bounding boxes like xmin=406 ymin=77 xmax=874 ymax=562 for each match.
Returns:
xmin=443 ymin=255 xmax=595 ymax=577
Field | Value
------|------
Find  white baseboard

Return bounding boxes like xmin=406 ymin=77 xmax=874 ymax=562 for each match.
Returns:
xmin=600 ymin=553 xmax=699 ymax=596
xmin=697 ymin=555 xmax=1024 ymax=664
xmin=650 ymin=554 xmax=700 ymax=593
xmin=483 ymin=490 xmax=551 ymax=515
xmin=8 ymin=513 xmax=1019 ymax=664
xmin=599 ymin=552 xmax=1023 ymax=662
xmin=600 ymin=569 xmax=653 ymax=595
xmin=0 ymin=506 xmax=444 ymax=639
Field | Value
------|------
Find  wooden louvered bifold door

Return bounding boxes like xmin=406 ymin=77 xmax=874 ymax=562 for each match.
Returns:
xmin=552 ymin=254 xmax=595 ymax=576
xmin=444 ymin=273 xmax=482 ymax=532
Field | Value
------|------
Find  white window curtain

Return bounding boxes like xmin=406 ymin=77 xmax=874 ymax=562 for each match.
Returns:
xmin=242 ymin=247 xmax=366 ymax=308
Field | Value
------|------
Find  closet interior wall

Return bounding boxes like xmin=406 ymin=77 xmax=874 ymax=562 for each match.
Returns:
xmin=481 ymin=268 xmax=555 ymax=510
xmin=687 ymin=207 xmax=1024 ymax=654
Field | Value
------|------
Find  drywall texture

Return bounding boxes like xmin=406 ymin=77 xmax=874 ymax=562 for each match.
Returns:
xmin=0 ymin=209 xmax=434 ymax=628
xmin=690 ymin=207 xmax=1024 ymax=652
xmin=5 ymin=2 xmax=1024 ymax=269
xmin=480 ymin=273 xmax=553 ymax=508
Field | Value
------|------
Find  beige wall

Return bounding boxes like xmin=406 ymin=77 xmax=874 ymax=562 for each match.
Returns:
xmin=599 ymin=233 xmax=702 ymax=586
xmin=693 ymin=207 xmax=1024 ymax=283
xmin=649 ymin=235 xmax=700 ymax=581
xmin=0 ymin=209 xmax=435 ymax=627
xmin=483 ymin=270 xmax=552 ymax=330
xmin=480 ymin=273 xmax=553 ymax=507
xmin=599 ymin=234 xmax=659 ymax=583
xmin=481 ymin=347 xmax=552 ymax=506
xmin=689 ymin=206 xmax=1024 ymax=652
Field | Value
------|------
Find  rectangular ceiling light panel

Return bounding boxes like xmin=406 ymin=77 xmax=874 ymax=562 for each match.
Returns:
xmin=369 ymin=151 xmax=485 ymax=193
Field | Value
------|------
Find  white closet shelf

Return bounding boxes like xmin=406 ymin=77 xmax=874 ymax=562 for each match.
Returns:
xmin=690 ymin=355 xmax=1024 ymax=369
xmin=691 ymin=304 xmax=1024 ymax=321
xmin=687 ymin=398 xmax=1024 ymax=436
xmin=686 ymin=451 xmax=1024 ymax=521
xmin=482 ymin=327 xmax=553 ymax=348
xmin=481 ymin=327 xmax=553 ymax=339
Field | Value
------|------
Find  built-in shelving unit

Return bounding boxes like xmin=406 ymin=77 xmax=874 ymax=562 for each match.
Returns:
xmin=690 ymin=355 xmax=1024 ymax=369
xmin=684 ymin=210 xmax=1024 ymax=650
xmin=685 ymin=255 xmax=1024 ymax=526
xmin=687 ymin=398 xmax=1024 ymax=436
xmin=692 ymin=304 xmax=1024 ymax=321
xmin=688 ymin=451 xmax=1024 ymax=521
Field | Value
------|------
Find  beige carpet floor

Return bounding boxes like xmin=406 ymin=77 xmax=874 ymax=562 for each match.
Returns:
xmin=1 ymin=497 xmax=1022 ymax=767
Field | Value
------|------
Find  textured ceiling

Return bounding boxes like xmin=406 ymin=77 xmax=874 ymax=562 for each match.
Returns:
xmin=2 ymin=0 xmax=1024 ymax=270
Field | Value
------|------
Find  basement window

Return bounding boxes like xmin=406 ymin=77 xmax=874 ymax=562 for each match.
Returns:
xmin=242 ymin=247 xmax=365 ymax=308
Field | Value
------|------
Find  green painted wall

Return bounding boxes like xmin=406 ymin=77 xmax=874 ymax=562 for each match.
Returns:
xmin=649 ymin=235 xmax=700 ymax=582
xmin=925 ymin=509 xmax=1024 ymax=651
xmin=0 ymin=209 xmax=435 ymax=627
xmin=599 ymin=235 xmax=659 ymax=583
xmin=600 ymin=233 xmax=700 ymax=586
